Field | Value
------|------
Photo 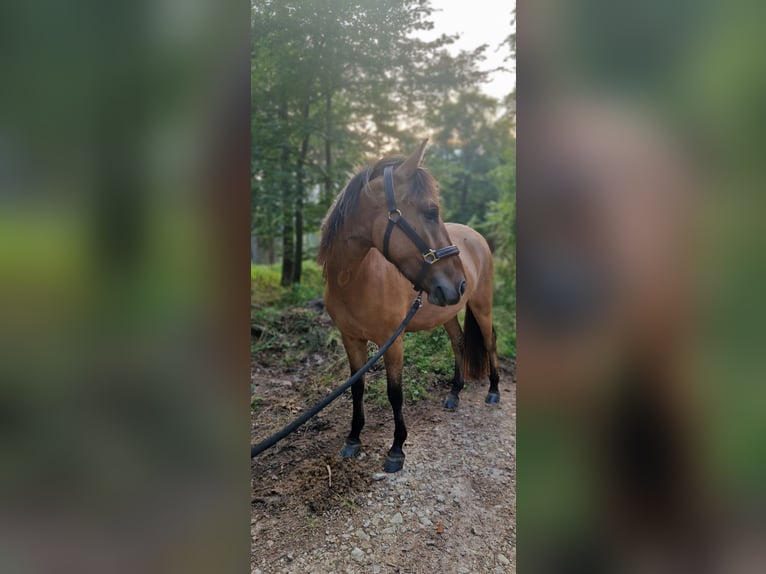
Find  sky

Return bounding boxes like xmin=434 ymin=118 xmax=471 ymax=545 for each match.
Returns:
xmin=419 ymin=0 xmax=516 ymax=102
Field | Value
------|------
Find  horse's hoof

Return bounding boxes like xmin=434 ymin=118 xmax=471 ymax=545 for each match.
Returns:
xmin=383 ymin=454 xmax=405 ymax=473
xmin=485 ymin=392 xmax=500 ymax=404
xmin=443 ymin=394 xmax=460 ymax=410
xmin=340 ymin=441 xmax=361 ymax=458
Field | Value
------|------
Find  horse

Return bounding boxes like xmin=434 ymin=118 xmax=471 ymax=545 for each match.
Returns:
xmin=318 ymin=139 xmax=499 ymax=473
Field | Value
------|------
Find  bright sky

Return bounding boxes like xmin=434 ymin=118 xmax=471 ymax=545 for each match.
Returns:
xmin=419 ymin=0 xmax=515 ymax=102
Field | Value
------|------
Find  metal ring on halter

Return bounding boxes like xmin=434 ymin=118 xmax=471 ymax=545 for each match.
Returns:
xmin=388 ymin=209 xmax=402 ymax=221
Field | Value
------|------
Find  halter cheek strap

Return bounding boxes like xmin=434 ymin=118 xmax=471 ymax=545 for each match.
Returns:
xmin=381 ymin=165 xmax=460 ymax=290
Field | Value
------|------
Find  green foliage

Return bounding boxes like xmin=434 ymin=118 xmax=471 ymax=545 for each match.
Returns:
xmin=251 ymin=395 xmax=264 ymax=410
xmin=427 ymin=92 xmax=514 ymax=225
xmin=251 ymin=261 xmax=324 ymax=309
xmin=486 ymin=136 xmax=516 ymax=358
xmin=250 ymin=263 xmax=284 ymax=307
xmin=403 ymin=329 xmax=454 ymax=380
xmin=349 ymin=329 xmax=453 ymax=406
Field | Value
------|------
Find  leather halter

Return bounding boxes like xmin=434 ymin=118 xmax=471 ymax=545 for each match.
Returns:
xmin=380 ymin=165 xmax=460 ymax=290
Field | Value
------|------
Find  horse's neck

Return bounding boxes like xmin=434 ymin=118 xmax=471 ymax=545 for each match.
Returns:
xmin=325 ymin=234 xmax=372 ymax=288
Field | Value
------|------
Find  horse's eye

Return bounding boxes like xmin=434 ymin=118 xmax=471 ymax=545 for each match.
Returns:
xmin=424 ymin=208 xmax=440 ymax=222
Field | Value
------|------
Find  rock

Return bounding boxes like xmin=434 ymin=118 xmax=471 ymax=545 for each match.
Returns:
xmin=419 ymin=515 xmax=433 ymax=527
xmin=390 ymin=512 xmax=403 ymax=524
xmin=371 ymin=472 xmax=387 ymax=481
xmin=351 ymin=547 xmax=365 ymax=562
xmin=458 ymin=567 xmax=470 ymax=574
xmin=355 ymin=528 xmax=370 ymax=541
xmin=497 ymin=554 xmax=510 ymax=565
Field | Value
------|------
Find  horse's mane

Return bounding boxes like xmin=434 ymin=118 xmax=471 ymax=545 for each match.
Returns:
xmin=318 ymin=155 xmax=437 ymax=269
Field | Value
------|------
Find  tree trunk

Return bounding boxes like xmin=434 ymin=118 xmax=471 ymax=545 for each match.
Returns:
xmin=292 ymin=101 xmax=311 ymax=284
xmin=279 ymin=98 xmax=295 ymax=287
xmin=460 ymin=172 xmax=471 ymax=217
xmin=323 ymin=91 xmax=333 ymax=206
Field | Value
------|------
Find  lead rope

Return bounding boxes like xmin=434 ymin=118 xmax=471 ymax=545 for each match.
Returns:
xmin=251 ymin=291 xmax=424 ymax=458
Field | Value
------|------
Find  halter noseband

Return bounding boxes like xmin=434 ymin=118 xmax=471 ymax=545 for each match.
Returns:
xmin=380 ymin=165 xmax=460 ymax=290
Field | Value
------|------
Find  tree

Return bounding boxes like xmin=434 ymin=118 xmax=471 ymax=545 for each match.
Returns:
xmin=251 ymin=0 xmax=494 ymax=285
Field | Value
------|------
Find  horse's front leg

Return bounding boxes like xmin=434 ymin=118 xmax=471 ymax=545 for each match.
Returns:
xmin=442 ymin=317 xmax=464 ymax=410
xmin=383 ymin=337 xmax=407 ymax=472
xmin=340 ymin=335 xmax=369 ymax=458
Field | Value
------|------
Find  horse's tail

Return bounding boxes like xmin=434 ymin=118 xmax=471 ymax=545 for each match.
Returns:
xmin=463 ymin=305 xmax=490 ymax=380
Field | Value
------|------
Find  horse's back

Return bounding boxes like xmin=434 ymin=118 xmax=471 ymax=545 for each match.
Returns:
xmin=445 ymin=222 xmax=494 ymax=292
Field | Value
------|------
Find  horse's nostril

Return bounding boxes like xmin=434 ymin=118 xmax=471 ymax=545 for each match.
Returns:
xmin=458 ymin=280 xmax=466 ymax=296
xmin=435 ymin=285 xmax=445 ymax=304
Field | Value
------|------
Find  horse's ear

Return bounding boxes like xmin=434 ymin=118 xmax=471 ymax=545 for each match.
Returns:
xmin=395 ymin=138 xmax=429 ymax=182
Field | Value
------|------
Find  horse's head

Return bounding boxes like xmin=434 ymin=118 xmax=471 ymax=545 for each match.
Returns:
xmin=365 ymin=139 xmax=467 ymax=306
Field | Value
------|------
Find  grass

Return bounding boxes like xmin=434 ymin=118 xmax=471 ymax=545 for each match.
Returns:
xmin=493 ymin=257 xmax=516 ymax=360
xmin=251 ymin=395 xmax=264 ymax=410
xmin=251 ymin=260 xmax=324 ymax=309
xmin=319 ymin=329 xmax=454 ymax=408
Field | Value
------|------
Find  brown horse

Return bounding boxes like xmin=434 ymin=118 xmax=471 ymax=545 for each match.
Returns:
xmin=318 ymin=139 xmax=499 ymax=472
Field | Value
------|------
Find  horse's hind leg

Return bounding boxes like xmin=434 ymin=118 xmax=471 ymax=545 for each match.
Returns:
xmin=443 ymin=317 xmax=464 ymax=410
xmin=383 ymin=337 xmax=407 ymax=472
xmin=467 ymin=302 xmax=501 ymax=404
xmin=485 ymin=326 xmax=501 ymax=404
xmin=340 ymin=335 xmax=368 ymax=458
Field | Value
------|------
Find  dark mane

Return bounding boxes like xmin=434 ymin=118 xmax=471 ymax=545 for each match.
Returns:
xmin=318 ymin=155 xmax=438 ymax=268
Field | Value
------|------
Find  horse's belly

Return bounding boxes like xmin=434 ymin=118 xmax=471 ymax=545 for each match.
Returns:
xmin=405 ymin=301 xmax=463 ymax=332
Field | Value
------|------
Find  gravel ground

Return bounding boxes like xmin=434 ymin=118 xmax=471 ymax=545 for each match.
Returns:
xmin=251 ymin=360 xmax=515 ymax=573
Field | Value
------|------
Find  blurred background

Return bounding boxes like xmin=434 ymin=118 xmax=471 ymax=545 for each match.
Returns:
xmin=518 ymin=0 xmax=766 ymax=572
xmin=0 ymin=1 xmax=249 ymax=573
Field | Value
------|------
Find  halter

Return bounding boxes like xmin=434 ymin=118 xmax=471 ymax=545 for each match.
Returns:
xmin=380 ymin=165 xmax=460 ymax=290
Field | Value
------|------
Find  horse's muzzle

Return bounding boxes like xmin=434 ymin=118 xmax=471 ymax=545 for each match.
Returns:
xmin=428 ymin=278 xmax=465 ymax=306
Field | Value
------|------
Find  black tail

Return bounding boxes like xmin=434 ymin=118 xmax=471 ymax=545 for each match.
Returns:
xmin=463 ymin=305 xmax=490 ymax=380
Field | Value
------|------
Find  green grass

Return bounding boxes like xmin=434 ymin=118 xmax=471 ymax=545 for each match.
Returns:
xmin=251 ymin=395 xmax=264 ymax=410
xmin=251 ymin=260 xmax=324 ymax=309
xmin=359 ymin=330 xmax=454 ymax=407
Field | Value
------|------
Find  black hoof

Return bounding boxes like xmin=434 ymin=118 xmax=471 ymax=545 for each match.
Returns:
xmin=485 ymin=392 xmax=500 ymax=404
xmin=340 ymin=441 xmax=361 ymax=458
xmin=443 ymin=394 xmax=460 ymax=410
xmin=383 ymin=454 xmax=405 ymax=473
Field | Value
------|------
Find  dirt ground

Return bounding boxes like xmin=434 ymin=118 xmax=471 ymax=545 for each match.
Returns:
xmin=251 ymin=329 xmax=516 ymax=574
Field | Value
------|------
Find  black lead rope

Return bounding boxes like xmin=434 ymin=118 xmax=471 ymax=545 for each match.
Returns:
xmin=251 ymin=291 xmax=424 ymax=458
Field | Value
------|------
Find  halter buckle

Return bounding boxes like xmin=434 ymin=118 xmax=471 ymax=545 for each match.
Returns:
xmin=423 ymin=250 xmax=438 ymax=264
xmin=388 ymin=209 xmax=402 ymax=222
